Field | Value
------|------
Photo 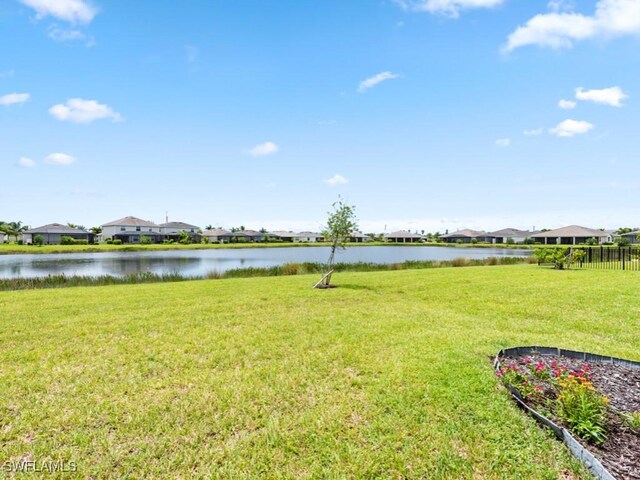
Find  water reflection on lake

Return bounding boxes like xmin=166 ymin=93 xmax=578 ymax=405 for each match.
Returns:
xmin=0 ymin=246 xmax=532 ymax=279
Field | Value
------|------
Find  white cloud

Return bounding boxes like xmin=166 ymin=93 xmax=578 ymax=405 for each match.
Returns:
xmin=0 ymin=92 xmax=30 ymax=106
xmin=549 ymin=119 xmax=594 ymax=137
xmin=504 ymin=0 xmax=640 ymax=52
xmin=558 ymin=99 xmax=577 ymax=109
xmin=394 ymin=0 xmax=504 ymax=18
xmin=495 ymin=138 xmax=511 ymax=147
xmin=575 ymin=86 xmax=628 ymax=107
xmin=247 ymin=142 xmax=279 ymax=157
xmin=47 ymin=26 xmax=94 ymax=46
xmin=49 ymin=98 xmax=122 ymax=123
xmin=45 ymin=153 xmax=76 ymax=165
xmin=20 ymin=0 xmax=97 ymax=24
xmin=523 ymin=128 xmax=543 ymax=136
xmin=325 ymin=174 xmax=349 ymax=186
xmin=18 ymin=157 xmax=35 ymax=168
xmin=548 ymin=0 xmax=575 ymax=12
xmin=358 ymin=72 xmax=400 ymax=93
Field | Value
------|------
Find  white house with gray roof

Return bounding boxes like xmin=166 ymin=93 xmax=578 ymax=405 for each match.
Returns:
xmin=440 ymin=229 xmax=492 ymax=243
xmin=159 ymin=221 xmax=201 ymax=241
xmin=384 ymin=230 xmax=423 ymax=243
xmin=531 ymin=225 xmax=612 ymax=245
xmin=489 ymin=228 xmax=537 ymax=244
xmin=101 ymin=216 xmax=164 ymax=243
xmin=201 ymin=228 xmax=233 ymax=243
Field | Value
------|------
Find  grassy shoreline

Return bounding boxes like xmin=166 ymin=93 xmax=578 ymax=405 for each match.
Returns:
xmin=4 ymin=265 xmax=638 ymax=477
xmin=0 ymin=256 xmax=534 ymax=291
xmin=0 ymin=241 xmax=534 ymax=255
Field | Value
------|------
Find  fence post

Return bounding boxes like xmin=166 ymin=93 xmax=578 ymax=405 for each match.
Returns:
xmin=621 ymin=246 xmax=625 ymax=270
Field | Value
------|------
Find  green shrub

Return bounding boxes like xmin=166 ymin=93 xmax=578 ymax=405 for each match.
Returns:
xmin=616 ymin=237 xmax=631 ymax=246
xmin=621 ymin=411 xmax=640 ymax=432
xmin=33 ymin=235 xmax=44 ymax=246
xmin=140 ymin=235 xmax=152 ymax=245
xmin=534 ymin=247 xmax=584 ymax=270
xmin=506 ymin=237 xmax=515 ymax=245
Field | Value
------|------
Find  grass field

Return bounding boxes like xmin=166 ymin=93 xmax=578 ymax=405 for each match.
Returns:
xmin=1 ymin=265 xmax=638 ymax=478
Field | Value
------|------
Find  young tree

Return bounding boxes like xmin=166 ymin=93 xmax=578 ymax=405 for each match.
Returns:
xmin=315 ymin=197 xmax=358 ymax=288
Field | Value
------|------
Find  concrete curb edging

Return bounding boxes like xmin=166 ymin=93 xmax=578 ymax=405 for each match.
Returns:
xmin=494 ymin=346 xmax=640 ymax=480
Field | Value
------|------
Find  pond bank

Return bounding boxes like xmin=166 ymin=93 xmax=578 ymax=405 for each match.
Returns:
xmin=0 ymin=241 xmax=534 ymax=256
xmin=0 ymin=256 xmax=534 ymax=291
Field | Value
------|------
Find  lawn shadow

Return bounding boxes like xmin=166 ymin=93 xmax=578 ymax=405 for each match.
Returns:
xmin=336 ymin=283 xmax=376 ymax=292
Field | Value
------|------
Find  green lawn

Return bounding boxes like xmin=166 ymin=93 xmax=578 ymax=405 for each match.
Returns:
xmin=1 ymin=265 xmax=638 ymax=478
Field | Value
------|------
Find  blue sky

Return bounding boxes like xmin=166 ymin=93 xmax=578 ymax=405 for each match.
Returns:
xmin=1 ymin=0 xmax=639 ymax=233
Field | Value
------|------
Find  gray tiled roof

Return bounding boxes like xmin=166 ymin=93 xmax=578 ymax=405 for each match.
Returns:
xmin=531 ymin=225 xmax=608 ymax=238
xmin=384 ymin=230 xmax=423 ymax=239
xmin=441 ymin=229 xmax=489 ymax=239
xmin=24 ymin=223 xmax=88 ymax=235
xmin=159 ymin=222 xmax=200 ymax=229
xmin=102 ymin=216 xmax=159 ymax=227
xmin=489 ymin=228 xmax=535 ymax=237
xmin=201 ymin=229 xmax=233 ymax=236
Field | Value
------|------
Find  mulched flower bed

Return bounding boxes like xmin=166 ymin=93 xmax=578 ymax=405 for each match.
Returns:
xmin=498 ymin=354 xmax=640 ymax=480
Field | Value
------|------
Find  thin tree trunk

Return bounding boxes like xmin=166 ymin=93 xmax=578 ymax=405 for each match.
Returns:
xmin=324 ymin=241 xmax=337 ymax=286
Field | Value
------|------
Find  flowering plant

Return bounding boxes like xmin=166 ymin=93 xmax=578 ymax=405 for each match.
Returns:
xmin=497 ymin=357 xmax=609 ymax=445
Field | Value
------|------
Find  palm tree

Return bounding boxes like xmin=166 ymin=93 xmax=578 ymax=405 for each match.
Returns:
xmin=4 ymin=221 xmax=28 ymax=242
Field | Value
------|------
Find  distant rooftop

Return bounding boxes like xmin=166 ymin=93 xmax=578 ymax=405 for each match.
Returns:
xmin=441 ymin=229 xmax=489 ymax=239
xmin=201 ymin=229 xmax=232 ymax=236
xmin=489 ymin=228 xmax=536 ymax=237
xmin=102 ymin=216 xmax=159 ymax=227
xmin=384 ymin=230 xmax=422 ymax=239
xmin=24 ymin=223 xmax=87 ymax=235
xmin=159 ymin=221 xmax=200 ymax=229
xmin=531 ymin=225 xmax=609 ymax=238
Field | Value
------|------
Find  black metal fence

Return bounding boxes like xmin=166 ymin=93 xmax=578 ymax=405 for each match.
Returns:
xmin=575 ymin=246 xmax=640 ymax=271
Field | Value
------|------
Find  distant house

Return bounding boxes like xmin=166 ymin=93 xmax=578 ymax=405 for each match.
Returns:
xmin=101 ymin=216 xmax=164 ymax=244
xmin=618 ymin=230 xmax=640 ymax=244
xmin=234 ymin=230 xmax=266 ymax=242
xmin=349 ymin=232 xmax=370 ymax=243
xmin=384 ymin=231 xmax=423 ymax=243
xmin=201 ymin=228 xmax=233 ymax=243
xmin=159 ymin=221 xmax=201 ymax=242
xmin=296 ymin=232 xmax=324 ymax=243
xmin=269 ymin=231 xmax=323 ymax=243
xmin=490 ymin=228 xmax=537 ymax=244
xmin=441 ymin=229 xmax=493 ymax=244
xmin=21 ymin=223 xmax=90 ymax=245
xmin=531 ymin=225 xmax=612 ymax=245
xmin=269 ymin=231 xmax=294 ymax=242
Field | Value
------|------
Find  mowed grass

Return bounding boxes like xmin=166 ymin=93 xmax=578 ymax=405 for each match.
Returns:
xmin=1 ymin=265 xmax=639 ymax=479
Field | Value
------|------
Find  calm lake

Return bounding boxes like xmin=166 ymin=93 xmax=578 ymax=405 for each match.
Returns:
xmin=0 ymin=246 xmax=532 ymax=279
